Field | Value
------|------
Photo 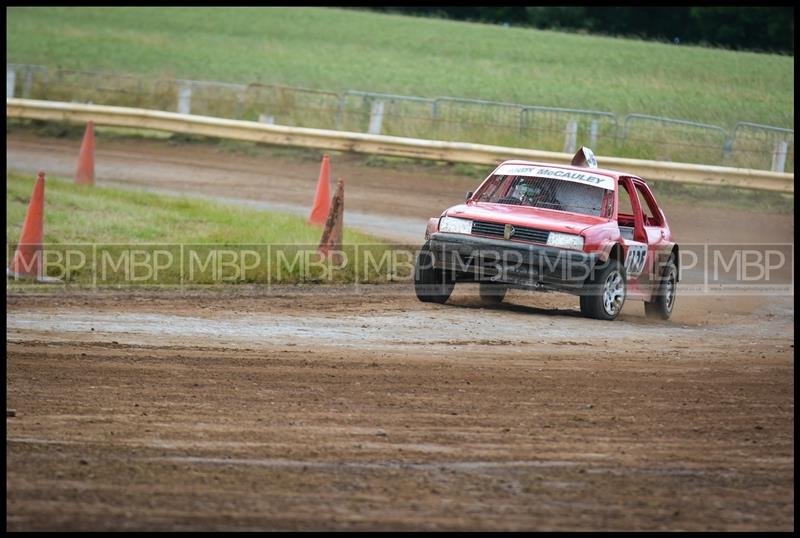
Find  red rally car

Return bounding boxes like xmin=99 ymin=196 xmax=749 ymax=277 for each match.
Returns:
xmin=414 ymin=148 xmax=679 ymax=321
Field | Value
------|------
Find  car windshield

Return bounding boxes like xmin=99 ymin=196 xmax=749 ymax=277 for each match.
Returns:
xmin=474 ymin=174 xmax=612 ymax=217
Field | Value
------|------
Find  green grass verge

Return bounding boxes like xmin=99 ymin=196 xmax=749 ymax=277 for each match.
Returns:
xmin=6 ymin=172 xmax=414 ymax=287
xmin=7 ymin=6 xmax=792 ymax=130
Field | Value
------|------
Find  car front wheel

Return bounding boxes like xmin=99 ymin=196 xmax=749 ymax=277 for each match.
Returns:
xmin=414 ymin=242 xmax=455 ymax=304
xmin=580 ymin=259 xmax=626 ymax=321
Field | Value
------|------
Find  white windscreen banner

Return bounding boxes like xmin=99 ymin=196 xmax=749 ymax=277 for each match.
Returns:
xmin=494 ymin=164 xmax=615 ymax=190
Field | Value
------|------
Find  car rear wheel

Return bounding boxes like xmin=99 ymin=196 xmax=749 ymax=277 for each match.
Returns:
xmin=580 ymin=259 xmax=626 ymax=321
xmin=645 ymin=255 xmax=677 ymax=320
xmin=479 ymin=282 xmax=507 ymax=304
xmin=414 ymin=242 xmax=455 ymax=304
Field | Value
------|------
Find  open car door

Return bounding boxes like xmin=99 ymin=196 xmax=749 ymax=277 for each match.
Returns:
xmin=617 ymin=177 xmax=651 ymax=298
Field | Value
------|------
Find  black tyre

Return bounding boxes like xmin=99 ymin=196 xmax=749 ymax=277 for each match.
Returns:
xmin=644 ymin=255 xmax=677 ymax=320
xmin=479 ymin=282 xmax=507 ymax=304
xmin=414 ymin=243 xmax=455 ymax=304
xmin=580 ymin=258 xmax=626 ymax=321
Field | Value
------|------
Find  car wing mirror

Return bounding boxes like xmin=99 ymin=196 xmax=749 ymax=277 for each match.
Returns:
xmin=465 ymin=191 xmax=473 ymax=201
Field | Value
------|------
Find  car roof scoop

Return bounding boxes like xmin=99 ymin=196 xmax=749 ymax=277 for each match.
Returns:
xmin=571 ymin=146 xmax=598 ymax=168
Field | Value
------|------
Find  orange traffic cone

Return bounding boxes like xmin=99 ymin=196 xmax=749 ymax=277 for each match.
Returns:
xmin=308 ymin=154 xmax=331 ymax=225
xmin=75 ymin=121 xmax=95 ymax=185
xmin=318 ymin=178 xmax=344 ymax=263
xmin=7 ymin=172 xmax=46 ymax=279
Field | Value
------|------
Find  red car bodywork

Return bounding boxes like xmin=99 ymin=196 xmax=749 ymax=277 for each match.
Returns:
xmin=423 ymin=159 xmax=679 ymax=304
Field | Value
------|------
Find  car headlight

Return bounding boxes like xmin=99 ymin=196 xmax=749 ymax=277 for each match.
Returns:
xmin=439 ymin=216 xmax=472 ymax=235
xmin=546 ymin=231 xmax=584 ymax=251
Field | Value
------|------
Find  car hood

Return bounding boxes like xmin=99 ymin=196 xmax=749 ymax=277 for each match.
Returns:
xmin=444 ymin=203 xmax=608 ymax=234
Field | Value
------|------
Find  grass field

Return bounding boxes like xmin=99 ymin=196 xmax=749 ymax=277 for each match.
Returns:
xmin=6 ymin=172 xmax=402 ymax=286
xmin=6 ymin=7 xmax=793 ymax=130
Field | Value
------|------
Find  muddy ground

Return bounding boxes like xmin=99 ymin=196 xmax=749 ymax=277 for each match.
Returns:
xmin=5 ymin=132 xmax=796 ymax=531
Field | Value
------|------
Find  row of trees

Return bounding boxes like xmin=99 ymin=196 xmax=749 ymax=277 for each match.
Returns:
xmin=366 ymin=7 xmax=793 ymax=55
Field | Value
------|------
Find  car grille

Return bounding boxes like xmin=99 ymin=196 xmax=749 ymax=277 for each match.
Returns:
xmin=471 ymin=220 xmax=550 ymax=244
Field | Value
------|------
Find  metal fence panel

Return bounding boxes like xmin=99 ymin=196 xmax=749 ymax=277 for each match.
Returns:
xmin=521 ymin=106 xmax=618 ymax=154
xmin=175 ymin=79 xmax=246 ymax=119
xmin=432 ymin=97 xmax=524 ymax=147
xmin=337 ymin=91 xmax=436 ymax=137
xmin=241 ymin=83 xmax=341 ymax=129
xmin=6 ymin=63 xmax=48 ymax=99
xmin=41 ymin=69 xmax=100 ymax=103
xmin=8 ymin=67 xmax=180 ymax=113
xmin=729 ymin=122 xmax=794 ymax=173
xmin=7 ymin=69 xmax=15 ymax=99
xmin=621 ymin=114 xmax=730 ymax=165
xmin=42 ymin=69 xmax=163 ymax=109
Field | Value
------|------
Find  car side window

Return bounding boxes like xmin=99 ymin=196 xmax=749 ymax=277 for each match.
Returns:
xmin=634 ymin=182 xmax=663 ymax=227
xmin=618 ymin=179 xmax=648 ymax=242
xmin=617 ymin=182 xmax=635 ymax=224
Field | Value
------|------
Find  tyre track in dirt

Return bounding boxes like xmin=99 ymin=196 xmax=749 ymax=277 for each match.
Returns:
xmin=6 ymin=286 xmax=795 ymax=531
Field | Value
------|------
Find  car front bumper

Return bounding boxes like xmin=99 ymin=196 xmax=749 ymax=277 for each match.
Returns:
xmin=427 ymin=232 xmax=597 ymax=292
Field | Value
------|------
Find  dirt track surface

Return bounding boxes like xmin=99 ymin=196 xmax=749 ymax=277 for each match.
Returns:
xmin=6 ymin=285 xmax=795 ymax=531
xmin=5 ymin=131 xmax=795 ymax=531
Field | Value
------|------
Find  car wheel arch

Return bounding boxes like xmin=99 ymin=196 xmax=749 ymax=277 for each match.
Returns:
xmin=595 ymin=242 xmax=624 ymax=267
